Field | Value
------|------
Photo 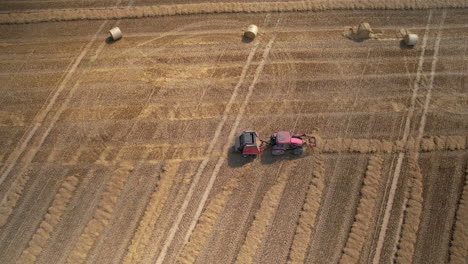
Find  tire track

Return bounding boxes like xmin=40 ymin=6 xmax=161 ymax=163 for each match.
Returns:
xmin=449 ymin=162 xmax=468 ymax=264
xmin=0 ymin=21 xmax=108 ymax=187
xmin=66 ymin=163 xmax=133 ymax=264
xmin=122 ymin=160 xmax=180 ymax=264
xmin=339 ymin=155 xmax=384 ymax=264
xmin=143 ymin=164 xmax=201 ymax=263
xmin=287 ymin=152 xmax=325 ymax=264
xmin=153 ymin=15 xmax=272 ymax=262
xmin=415 ymin=10 xmax=447 ymax=157
xmin=0 ymin=17 xmax=115 ymax=231
xmin=174 ymin=26 xmax=280 ymax=262
xmin=394 ymin=155 xmax=424 ymax=263
xmin=372 ymin=10 xmax=433 ymax=263
xmin=392 ymin=10 xmax=447 ymax=263
xmin=16 ymin=174 xmax=80 ymax=264
xmin=177 ymin=176 xmax=239 ymax=263
xmin=236 ymin=161 xmax=297 ymax=264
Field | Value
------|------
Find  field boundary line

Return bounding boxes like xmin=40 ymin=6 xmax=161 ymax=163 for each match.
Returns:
xmin=372 ymin=10 xmax=433 ymax=264
xmin=1 ymin=1 xmax=467 ymax=24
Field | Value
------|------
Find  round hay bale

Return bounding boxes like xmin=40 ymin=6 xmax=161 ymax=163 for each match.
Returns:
xmin=244 ymin=24 xmax=258 ymax=39
xmin=109 ymin=27 xmax=122 ymax=41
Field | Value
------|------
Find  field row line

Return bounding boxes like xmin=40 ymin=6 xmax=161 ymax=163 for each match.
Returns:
xmin=177 ymin=174 xmax=240 ymax=263
xmin=1 ymin=0 xmax=467 ymax=24
xmin=16 ymin=174 xmax=80 ymax=263
xmin=2 ymin=71 xmax=467 ymax=97
xmin=339 ymin=154 xmax=384 ymax=264
xmin=449 ymin=162 xmax=468 ymax=263
xmin=2 ymin=24 xmax=467 ymax=49
xmin=66 ymin=163 xmax=133 ymax=263
xmin=3 ymin=55 xmax=467 ymax=77
xmin=287 ymin=152 xmax=325 ymax=263
xmin=394 ymin=154 xmax=424 ymax=263
xmin=166 ymin=23 xmax=280 ymax=264
xmin=151 ymin=16 xmax=265 ymax=261
xmin=392 ymin=10 xmax=447 ymax=263
xmin=17 ymin=97 xmax=466 ymax=123
xmin=0 ymin=21 xmax=109 ymax=188
xmin=0 ymin=135 xmax=465 ymax=169
xmin=319 ymin=135 xmax=467 ymax=154
xmin=371 ymin=9 xmax=433 ymax=261
xmin=122 ymin=160 xmax=180 ymax=264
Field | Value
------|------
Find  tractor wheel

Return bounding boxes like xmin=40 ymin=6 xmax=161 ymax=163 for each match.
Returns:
xmin=293 ymin=148 xmax=304 ymax=155
xmin=272 ymin=149 xmax=285 ymax=156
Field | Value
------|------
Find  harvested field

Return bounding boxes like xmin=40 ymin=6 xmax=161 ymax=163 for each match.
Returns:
xmin=0 ymin=2 xmax=467 ymax=264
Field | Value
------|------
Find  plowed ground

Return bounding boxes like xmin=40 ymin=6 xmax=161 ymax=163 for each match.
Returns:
xmin=0 ymin=7 xmax=467 ymax=264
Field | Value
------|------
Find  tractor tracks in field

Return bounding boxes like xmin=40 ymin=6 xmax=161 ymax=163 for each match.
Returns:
xmin=449 ymin=162 xmax=468 ymax=264
xmin=0 ymin=20 xmax=107 ymax=188
xmin=371 ymin=10 xmax=433 ymax=263
xmin=339 ymin=154 xmax=384 ymax=264
xmin=0 ymin=0 xmax=131 ymax=229
xmin=287 ymin=152 xmax=325 ymax=264
xmin=393 ymin=10 xmax=447 ymax=264
xmin=17 ymin=174 xmax=80 ymax=263
xmin=0 ymin=21 xmax=110 ymax=231
xmin=154 ymin=16 xmax=280 ymax=264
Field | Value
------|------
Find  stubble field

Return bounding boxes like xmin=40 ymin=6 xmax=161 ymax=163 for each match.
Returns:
xmin=0 ymin=2 xmax=467 ymax=264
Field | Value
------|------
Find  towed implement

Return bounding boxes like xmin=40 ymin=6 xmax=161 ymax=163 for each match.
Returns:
xmin=233 ymin=130 xmax=316 ymax=158
xmin=232 ymin=131 xmax=266 ymax=158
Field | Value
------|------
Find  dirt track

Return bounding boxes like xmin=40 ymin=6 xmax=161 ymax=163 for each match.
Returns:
xmin=0 ymin=4 xmax=467 ymax=264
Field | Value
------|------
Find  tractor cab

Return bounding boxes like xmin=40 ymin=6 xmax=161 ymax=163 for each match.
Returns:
xmin=233 ymin=131 xmax=263 ymax=158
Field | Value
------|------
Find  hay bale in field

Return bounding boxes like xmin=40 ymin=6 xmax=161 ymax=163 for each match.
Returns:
xmin=244 ymin=24 xmax=258 ymax=39
xmin=344 ymin=22 xmax=376 ymax=41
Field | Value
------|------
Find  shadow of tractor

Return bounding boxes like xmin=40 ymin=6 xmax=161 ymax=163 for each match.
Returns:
xmin=227 ymin=147 xmax=256 ymax=168
xmin=227 ymin=147 xmax=312 ymax=168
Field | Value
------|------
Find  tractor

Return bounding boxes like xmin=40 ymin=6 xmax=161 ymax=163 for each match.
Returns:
xmin=233 ymin=130 xmax=316 ymax=158
xmin=269 ymin=131 xmax=316 ymax=156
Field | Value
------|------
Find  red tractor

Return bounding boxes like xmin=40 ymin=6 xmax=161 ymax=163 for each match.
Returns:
xmin=233 ymin=131 xmax=316 ymax=158
xmin=269 ymin=131 xmax=316 ymax=156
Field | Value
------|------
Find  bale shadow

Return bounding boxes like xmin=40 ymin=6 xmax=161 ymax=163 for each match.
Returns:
xmin=242 ymin=35 xmax=254 ymax=43
xmin=106 ymin=36 xmax=118 ymax=44
xmin=400 ymin=39 xmax=414 ymax=49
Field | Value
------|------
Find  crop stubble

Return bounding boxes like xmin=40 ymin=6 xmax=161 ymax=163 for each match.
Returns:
xmin=0 ymin=7 xmax=466 ymax=264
